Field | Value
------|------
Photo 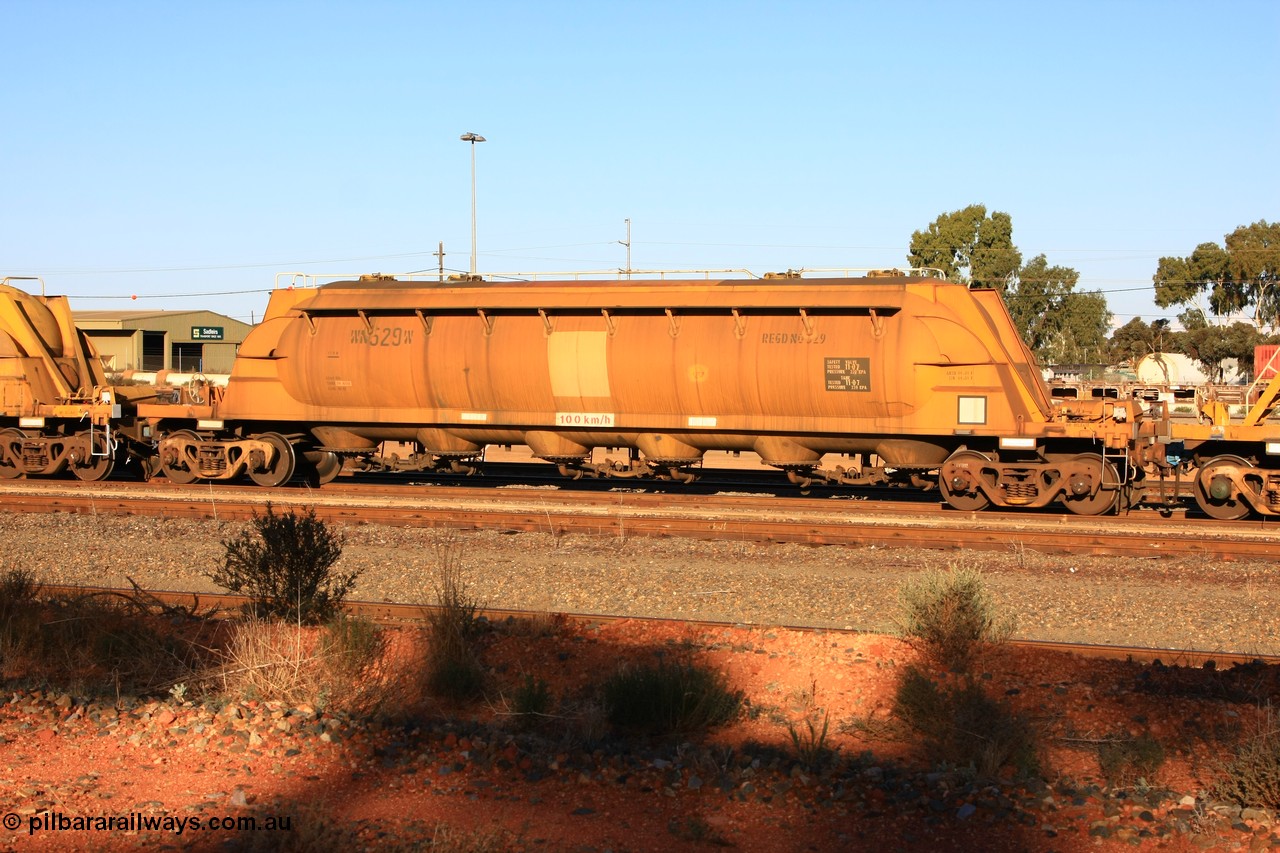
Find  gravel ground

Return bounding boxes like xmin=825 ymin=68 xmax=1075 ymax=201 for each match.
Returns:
xmin=4 ymin=511 xmax=1279 ymax=655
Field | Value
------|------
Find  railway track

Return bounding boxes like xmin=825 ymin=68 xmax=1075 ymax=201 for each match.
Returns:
xmin=40 ymin=582 xmax=1279 ymax=671
xmin=0 ymin=477 xmax=1277 ymax=560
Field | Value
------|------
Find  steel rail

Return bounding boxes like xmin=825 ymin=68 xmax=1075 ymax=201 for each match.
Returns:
xmin=0 ymin=479 xmax=1278 ymax=559
xmin=38 ymin=583 xmax=1279 ymax=670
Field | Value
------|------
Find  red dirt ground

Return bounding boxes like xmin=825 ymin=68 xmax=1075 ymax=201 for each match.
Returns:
xmin=2 ymin=617 xmax=1277 ymax=852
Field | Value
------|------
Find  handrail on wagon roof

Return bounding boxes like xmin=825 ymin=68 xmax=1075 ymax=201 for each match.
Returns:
xmin=274 ymin=267 xmax=947 ymax=290
xmin=1 ymin=276 xmax=47 ymax=296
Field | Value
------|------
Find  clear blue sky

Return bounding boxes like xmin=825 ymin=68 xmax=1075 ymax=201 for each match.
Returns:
xmin=3 ymin=0 xmax=1276 ymax=326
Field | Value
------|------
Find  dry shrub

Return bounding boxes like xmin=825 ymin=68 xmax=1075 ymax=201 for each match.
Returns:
xmin=889 ymin=566 xmax=1035 ymax=776
xmin=3 ymin=583 xmax=205 ymax=696
xmin=1210 ymin=716 xmax=1280 ymax=810
xmin=1098 ymin=733 xmax=1167 ymax=787
xmin=213 ymin=615 xmax=396 ymax=714
xmin=0 ymin=569 xmax=42 ymax=668
xmin=552 ymin=697 xmax=610 ymax=750
xmin=500 ymin=610 xmax=566 ymax=639
xmin=896 ymin=565 xmax=1013 ymax=673
xmin=892 ymin=664 xmax=1039 ymax=778
xmin=423 ymin=821 xmax=518 ymax=853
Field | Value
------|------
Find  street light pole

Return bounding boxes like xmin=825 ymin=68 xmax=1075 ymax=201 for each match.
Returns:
xmin=459 ymin=132 xmax=486 ymax=275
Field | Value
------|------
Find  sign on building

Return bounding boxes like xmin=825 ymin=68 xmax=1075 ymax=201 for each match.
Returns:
xmin=191 ymin=326 xmax=224 ymax=340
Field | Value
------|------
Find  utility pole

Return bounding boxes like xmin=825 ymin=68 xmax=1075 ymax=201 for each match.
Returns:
xmin=460 ymin=132 xmax=487 ymax=276
xmin=436 ymin=242 xmax=445 ymax=282
xmin=619 ymin=218 xmax=631 ymax=279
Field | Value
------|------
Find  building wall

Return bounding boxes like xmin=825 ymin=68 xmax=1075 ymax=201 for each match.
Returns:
xmin=197 ymin=342 xmax=240 ymax=373
xmin=77 ymin=310 xmax=251 ymax=374
xmin=85 ymin=330 xmax=144 ymax=373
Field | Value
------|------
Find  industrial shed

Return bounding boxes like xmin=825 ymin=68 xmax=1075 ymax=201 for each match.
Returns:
xmin=74 ymin=309 xmax=251 ymax=374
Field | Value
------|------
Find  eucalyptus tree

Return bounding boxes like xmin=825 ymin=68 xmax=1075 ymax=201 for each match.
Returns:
xmin=908 ymin=206 xmax=1109 ymax=363
xmin=907 ymin=204 xmax=1022 ymax=289
xmin=1154 ymin=220 xmax=1280 ymax=327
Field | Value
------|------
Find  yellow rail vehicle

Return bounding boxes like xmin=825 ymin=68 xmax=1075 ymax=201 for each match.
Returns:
xmin=141 ymin=271 xmax=1167 ymax=516
xmin=0 ymin=279 xmax=133 ymax=480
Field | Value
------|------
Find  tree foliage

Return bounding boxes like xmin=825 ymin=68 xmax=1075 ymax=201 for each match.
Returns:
xmin=1108 ymin=318 xmax=1171 ymax=365
xmin=1154 ymin=221 xmax=1280 ymax=326
xmin=1178 ymin=322 xmax=1271 ymax=383
xmin=909 ymin=206 xmax=1110 ymax=363
xmin=1107 ymin=314 xmax=1277 ymax=382
xmin=1007 ymin=255 xmax=1111 ymax=363
xmin=907 ymin=204 xmax=1022 ymax=289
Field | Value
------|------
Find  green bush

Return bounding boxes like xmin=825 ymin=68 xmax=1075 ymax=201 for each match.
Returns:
xmin=896 ymin=565 xmax=1013 ymax=673
xmin=892 ymin=664 xmax=1039 ymax=778
xmin=209 ymin=504 xmax=355 ymax=624
xmin=602 ymin=659 xmax=743 ymax=735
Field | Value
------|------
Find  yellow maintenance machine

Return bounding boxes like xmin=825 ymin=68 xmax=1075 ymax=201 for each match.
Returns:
xmin=0 ymin=277 xmax=125 ymax=479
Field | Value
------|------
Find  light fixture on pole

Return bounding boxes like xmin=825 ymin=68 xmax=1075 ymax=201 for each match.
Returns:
xmin=459 ymin=132 xmax=487 ymax=275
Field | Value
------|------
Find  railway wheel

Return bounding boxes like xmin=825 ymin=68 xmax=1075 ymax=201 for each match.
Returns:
xmin=303 ymin=450 xmax=342 ymax=485
xmin=70 ymin=432 xmax=115 ymax=482
xmin=940 ymin=450 xmax=992 ymax=511
xmin=1061 ymin=454 xmax=1120 ymax=516
xmin=160 ymin=430 xmax=200 ymax=484
xmin=0 ymin=429 xmax=26 ymax=479
xmin=249 ymin=433 xmax=296 ymax=487
xmin=1194 ymin=455 xmax=1252 ymax=520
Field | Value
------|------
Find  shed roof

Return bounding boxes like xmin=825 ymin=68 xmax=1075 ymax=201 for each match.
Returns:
xmin=74 ymin=310 xmax=213 ymax=321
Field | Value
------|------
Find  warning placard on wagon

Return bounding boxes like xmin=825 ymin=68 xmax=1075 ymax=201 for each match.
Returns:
xmin=555 ymin=412 xmax=616 ymax=427
xmin=824 ymin=357 xmax=871 ymax=392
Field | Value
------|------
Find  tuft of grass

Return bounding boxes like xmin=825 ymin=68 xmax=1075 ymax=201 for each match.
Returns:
xmin=423 ymin=538 xmax=486 ymax=701
xmin=784 ymin=678 xmax=837 ymax=770
xmin=211 ymin=615 xmax=395 ymax=714
xmin=891 ymin=664 xmax=1039 ymax=778
xmin=896 ymin=565 xmax=1013 ymax=673
xmin=1098 ymin=733 xmax=1167 ymax=787
xmin=500 ymin=611 xmax=566 ymax=639
xmin=209 ymin=503 xmax=356 ymax=625
xmin=788 ymin=710 xmax=834 ymax=771
xmin=511 ymin=674 xmax=553 ymax=725
xmin=602 ymin=659 xmax=743 ymax=736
